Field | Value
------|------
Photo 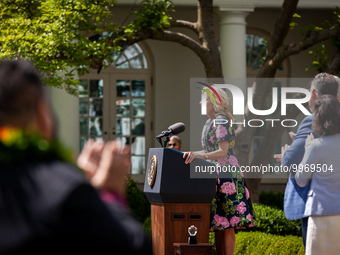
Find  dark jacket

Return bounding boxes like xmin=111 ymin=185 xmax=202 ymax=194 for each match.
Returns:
xmin=0 ymin=160 xmax=151 ymax=255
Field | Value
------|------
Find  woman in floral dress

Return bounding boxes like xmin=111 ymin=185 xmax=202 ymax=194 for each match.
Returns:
xmin=183 ymin=86 xmax=255 ymax=255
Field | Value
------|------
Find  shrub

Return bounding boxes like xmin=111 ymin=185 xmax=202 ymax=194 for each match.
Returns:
xmin=238 ymin=204 xmax=302 ymax=237
xmin=234 ymin=231 xmax=304 ymax=255
xmin=126 ymin=178 xmax=151 ymax=223
xmin=143 ymin=215 xmax=152 ymax=237
xmin=259 ymin=190 xmax=284 ymax=210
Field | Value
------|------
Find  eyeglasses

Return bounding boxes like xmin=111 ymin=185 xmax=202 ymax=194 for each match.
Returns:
xmin=168 ymin=143 xmax=177 ymax=147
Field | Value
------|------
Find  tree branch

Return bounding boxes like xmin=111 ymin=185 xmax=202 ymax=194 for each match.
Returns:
xmin=325 ymin=47 xmax=340 ymax=74
xmin=170 ymin=20 xmax=198 ymax=35
xmin=273 ymin=26 xmax=340 ymax=70
xmin=152 ymin=30 xmax=210 ymax=61
xmin=267 ymin=0 xmax=299 ymax=59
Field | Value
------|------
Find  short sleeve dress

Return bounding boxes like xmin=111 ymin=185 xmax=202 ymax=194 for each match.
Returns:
xmin=201 ymin=115 xmax=256 ymax=231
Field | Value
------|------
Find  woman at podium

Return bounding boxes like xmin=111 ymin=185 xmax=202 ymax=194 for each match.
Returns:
xmin=183 ymin=86 xmax=255 ymax=255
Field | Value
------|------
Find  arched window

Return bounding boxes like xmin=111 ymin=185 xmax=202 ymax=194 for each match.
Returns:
xmin=112 ymin=44 xmax=148 ymax=69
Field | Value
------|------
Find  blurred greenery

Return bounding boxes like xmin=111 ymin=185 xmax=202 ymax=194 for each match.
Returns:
xmin=259 ymin=190 xmax=284 ymax=210
xmin=0 ymin=0 xmax=173 ymax=94
xmin=127 ymin=178 xmax=151 ymax=223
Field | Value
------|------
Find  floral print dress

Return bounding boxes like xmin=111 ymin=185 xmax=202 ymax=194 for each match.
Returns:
xmin=201 ymin=115 xmax=256 ymax=231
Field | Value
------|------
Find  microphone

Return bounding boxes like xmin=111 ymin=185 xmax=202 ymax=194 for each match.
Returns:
xmin=156 ymin=122 xmax=186 ymax=139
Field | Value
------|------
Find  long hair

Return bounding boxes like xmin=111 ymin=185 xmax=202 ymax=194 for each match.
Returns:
xmin=312 ymin=94 xmax=340 ymax=136
xmin=205 ymin=86 xmax=234 ymax=122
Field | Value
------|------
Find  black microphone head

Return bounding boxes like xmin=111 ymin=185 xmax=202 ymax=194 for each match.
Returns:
xmin=168 ymin=122 xmax=185 ymax=135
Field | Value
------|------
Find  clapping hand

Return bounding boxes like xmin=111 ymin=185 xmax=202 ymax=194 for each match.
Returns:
xmin=305 ymin=133 xmax=314 ymax=148
xmin=77 ymin=140 xmax=131 ymax=196
xmin=274 ymin=144 xmax=290 ymax=163
xmin=273 ymin=132 xmax=295 ymax=162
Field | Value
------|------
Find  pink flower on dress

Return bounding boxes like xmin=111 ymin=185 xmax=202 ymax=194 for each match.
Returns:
xmin=249 ymin=222 xmax=254 ymax=227
xmin=220 ymin=217 xmax=230 ymax=228
xmin=213 ymin=215 xmax=230 ymax=228
xmin=218 ymin=178 xmax=220 ymax=184
xmin=209 ymin=135 xmax=215 ymax=144
xmin=246 ymin=213 xmax=252 ymax=222
xmin=228 ymin=155 xmax=239 ymax=167
xmin=217 ymin=156 xmax=228 ymax=167
xmin=220 ymin=182 xmax=236 ymax=195
xmin=213 ymin=214 xmax=222 ymax=226
xmin=237 ymin=202 xmax=246 ymax=215
xmin=230 ymin=216 xmax=240 ymax=227
xmin=216 ymin=125 xmax=228 ymax=139
xmin=245 ymin=187 xmax=250 ymax=200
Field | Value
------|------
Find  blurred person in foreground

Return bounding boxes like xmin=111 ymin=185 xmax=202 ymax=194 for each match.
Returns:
xmin=274 ymin=73 xmax=338 ymax=250
xmin=167 ymin=135 xmax=182 ymax=151
xmin=183 ymin=86 xmax=255 ymax=255
xmin=295 ymin=95 xmax=340 ymax=255
xmin=0 ymin=60 xmax=151 ymax=255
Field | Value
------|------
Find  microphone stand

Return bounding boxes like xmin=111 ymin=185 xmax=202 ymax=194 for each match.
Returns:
xmin=156 ymin=135 xmax=170 ymax=148
xmin=163 ymin=136 xmax=170 ymax=148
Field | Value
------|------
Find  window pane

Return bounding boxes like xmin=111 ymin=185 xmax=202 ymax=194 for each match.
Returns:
xmin=79 ymin=98 xmax=88 ymax=116
xmin=116 ymin=137 xmax=130 ymax=149
xmin=130 ymin=54 xmax=147 ymax=69
xmin=131 ymin=156 xmax=145 ymax=174
xmin=89 ymin=99 xmax=103 ymax=116
xmin=117 ymin=80 xmax=130 ymax=97
xmin=116 ymin=54 xmax=126 ymax=65
xmin=116 ymin=118 xmax=130 ymax=136
xmin=116 ymin=99 xmax=130 ymax=117
xmin=132 ymin=99 xmax=145 ymax=117
xmin=79 ymin=80 xmax=88 ymax=97
xmin=89 ymin=117 xmax=103 ymax=136
xmin=112 ymin=51 xmax=122 ymax=63
xmin=131 ymin=137 xmax=145 ymax=155
xmin=95 ymin=137 xmax=103 ymax=142
xmin=89 ymin=80 xmax=103 ymax=98
xmin=116 ymin=61 xmax=129 ymax=69
xmin=80 ymin=118 xmax=88 ymax=136
xmin=131 ymin=118 xmax=144 ymax=136
xmin=132 ymin=80 xmax=145 ymax=97
xmin=124 ymin=45 xmax=141 ymax=59
xmin=80 ymin=137 xmax=87 ymax=151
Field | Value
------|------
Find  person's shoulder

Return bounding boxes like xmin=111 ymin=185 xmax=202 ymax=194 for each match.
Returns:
xmin=300 ymin=114 xmax=314 ymax=125
xmin=32 ymin=160 xmax=88 ymax=192
xmin=215 ymin=114 xmax=230 ymax=121
xmin=317 ymin=133 xmax=340 ymax=146
xmin=295 ymin=114 xmax=314 ymax=135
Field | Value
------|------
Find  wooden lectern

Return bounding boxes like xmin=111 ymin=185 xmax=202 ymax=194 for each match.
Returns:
xmin=144 ymin=148 xmax=216 ymax=255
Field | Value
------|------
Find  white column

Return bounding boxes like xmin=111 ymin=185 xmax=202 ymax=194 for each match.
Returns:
xmin=50 ymin=87 xmax=79 ymax=155
xmin=218 ymin=6 xmax=254 ymax=95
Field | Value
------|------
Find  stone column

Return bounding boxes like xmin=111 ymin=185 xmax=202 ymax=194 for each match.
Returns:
xmin=218 ymin=6 xmax=254 ymax=104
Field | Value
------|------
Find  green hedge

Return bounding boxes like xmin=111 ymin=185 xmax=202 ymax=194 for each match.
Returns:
xmin=143 ymin=215 xmax=152 ymax=237
xmin=244 ymin=204 xmax=302 ymax=236
xmin=126 ymin=178 xmax=150 ymax=223
xmin=234 ymin=231 xmax=304 ymax=255
xmin=259 ymin=190 xmax=284 ymax=210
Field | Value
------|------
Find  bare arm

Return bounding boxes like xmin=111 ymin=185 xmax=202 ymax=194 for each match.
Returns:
xmin=183 ymin=141 xmax=229 ymax=164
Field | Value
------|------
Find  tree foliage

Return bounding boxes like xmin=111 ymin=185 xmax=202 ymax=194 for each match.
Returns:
xmin=0 ymin=0 xmax=174 ymax=94
xmin=0 ymin=0 xmax=117 ymax=94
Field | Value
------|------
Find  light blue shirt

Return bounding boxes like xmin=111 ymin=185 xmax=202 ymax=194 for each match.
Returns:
xmin=295 ymin=133 xmax=340 ymax=216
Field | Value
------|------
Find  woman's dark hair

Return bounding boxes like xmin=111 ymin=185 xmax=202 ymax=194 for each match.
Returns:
xmin=312 ymin=95 xmax=340 ymax=136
